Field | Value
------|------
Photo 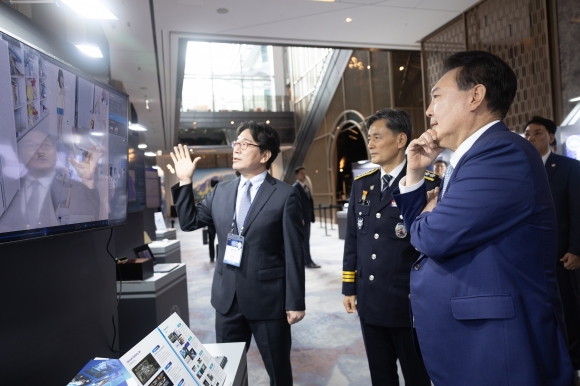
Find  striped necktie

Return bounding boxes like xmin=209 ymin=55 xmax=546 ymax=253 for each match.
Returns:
xmin=237 ymin=181 xmax=253 ymax=233
xmin=441 ymin=165 xmax=454 ymax=198
xmin=381 ymin=174 xmax=392 ymax=201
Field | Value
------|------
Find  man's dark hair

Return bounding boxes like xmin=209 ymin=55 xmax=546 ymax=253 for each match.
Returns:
xmin=295 ymin=166 xmax=305 ymax=175
xmin=443 ymin=51 xmax=517 ymax=120
xmin=525 ymin=116 xmax=557 ymax=135
xmin=236 ymin=121 xmax=280 ymax=169
xmin=366 ymin=108 xmax=412 ymax=147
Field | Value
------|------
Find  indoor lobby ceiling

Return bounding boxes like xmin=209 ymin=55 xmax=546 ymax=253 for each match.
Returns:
xmin=101 ymin=0 xmax=480 ymax=154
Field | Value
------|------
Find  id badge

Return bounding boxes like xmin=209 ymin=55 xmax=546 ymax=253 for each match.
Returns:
xmin=224 ymin=233 xmax=244 ymax=267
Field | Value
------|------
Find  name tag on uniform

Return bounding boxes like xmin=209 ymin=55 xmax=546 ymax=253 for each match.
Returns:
xmin=224 ymin=233 xmax=244 ymax=267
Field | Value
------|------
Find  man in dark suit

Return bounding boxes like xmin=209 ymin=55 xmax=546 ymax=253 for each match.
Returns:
xmin=392 ymin=51 xmax=574 ymax=385
xmin=293 ymin=166 xmax=320 ymax=268
xmin=0 ymin=130 xmax=100 ymax=232
xmin=342 ymin=109 xmax=436 ymax=385
xmin=171 ymin=121 xmax=305 ymax=386
xmin=525 ymin=116 xmax=580 ymax=370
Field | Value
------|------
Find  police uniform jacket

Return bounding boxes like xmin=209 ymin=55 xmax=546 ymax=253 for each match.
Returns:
xmin=342 ymin=166 xmax=440 ymax=328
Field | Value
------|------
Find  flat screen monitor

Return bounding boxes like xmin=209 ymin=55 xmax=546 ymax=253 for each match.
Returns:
xmin=0 ymin=31 xmax=128 ymax=243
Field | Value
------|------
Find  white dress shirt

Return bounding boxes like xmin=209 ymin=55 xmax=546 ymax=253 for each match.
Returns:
xmin=399 ymin=120 xmax=500 ymax=193
xmin=236 ymin=170 xmax=268 ymax=219
xmin=22 ymin=172 xmax=55 ymax=216
xmin=541 ymin=150 xmax=551 ymax=165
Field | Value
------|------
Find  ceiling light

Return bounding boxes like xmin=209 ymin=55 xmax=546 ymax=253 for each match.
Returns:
xmin=230 ymin=121 xmax=234 ymax=125
xmin=138 ymin=144 xmax=148 ymax=149
xmin=399 ymin=66 xmax=404 ymax=71
xmin=367 ymin=65 xmax=370 ymax=69
xmin=345 ymin=18 xmax=352 ymax=22
xmin=145 ymin=99 xmax=150 ymax=110
xmin=266 ymin=120 xmax=270 ymax=124
xmin=144 ymin=152 xmax=156 ymax=157
xmin=90 ymin=132 xmax=104 ymax=136
xmin=156 ymin=150 xmax=163 ymax=156
xmin=129 ymin=123 xmax=147 ymax=131
xmin=61 ymin=0 xmax=118 ymax=20
xmin=193 ymin=121 xmax=197 ymax=125
xmin=75 ymin=44 xmax=104 ymax=58
xmin=570 ymin=96 xmax=580 ymax=102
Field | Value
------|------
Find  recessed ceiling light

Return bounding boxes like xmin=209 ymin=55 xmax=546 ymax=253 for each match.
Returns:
xmin=230 ymin=121 xmax=235 ymax=125
xmin=266 ymin=120 xmax=270 ymax=124
xmin=61 ymin=0 xmax=118 ymax=20
xmin=129 ymin=123 xmax=147 ymax=131
xmin=217 ymin=8 xmax=228 ymax=14
xmin=367 ymin=65 xmax=370 ymax=69
xmin=138 ymin=144 xmax=148 ymax=149
xmin=144 ymin=152 xmax=156 ymax=157
xmin=75 ymin=44 xmax=103 ymax=58
xmin=399 ymin=66 xmax=405 ymax=71
xmin=345 ymin=17 xmax=352 ymax=22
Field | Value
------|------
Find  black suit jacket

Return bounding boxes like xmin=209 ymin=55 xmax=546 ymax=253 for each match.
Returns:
xmin=292 ymin=182 xmax=314 ymax=224
xmin=172 ymin=173 xmax=305 ymax=320
xmin=342 ymin=167 xmax=440 ymax=328
xmin=546 ymin=152 xmax=580 ymax=259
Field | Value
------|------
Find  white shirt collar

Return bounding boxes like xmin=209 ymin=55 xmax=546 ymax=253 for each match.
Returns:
xmin=296 ymin=180 xmax=305 ymax=188
xmin=380 ymin=158 xmax=406 ymax=182
xmin=26 ymin=172 xmax=56 ymax=188
xmin=449 ymin=120 xmax=500 ymax=168
xmin=239 ymin=170 xmax=268 ymax=190
xmin=541 ymin=150 xmax=551 ymax=165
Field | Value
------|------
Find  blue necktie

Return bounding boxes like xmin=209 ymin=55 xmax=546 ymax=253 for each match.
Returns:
xmin=441 ymin=165 xmax=454 ymax=198
xmin=381 ymin=174 xmax=392 ymax=201
xmin=237 ymin=181 xmax=253 ymax=233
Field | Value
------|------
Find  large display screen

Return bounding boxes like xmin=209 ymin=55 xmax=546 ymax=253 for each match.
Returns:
xmin=0 ymin=32 xmax=128 ymax=243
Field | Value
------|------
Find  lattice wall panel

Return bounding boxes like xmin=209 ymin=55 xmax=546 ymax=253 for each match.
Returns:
xmin=422 ymin=18 xmax=466 ymax=97
xmin=466 ymin=0 xmax=552 ymax=131
xmin=422 ymin=0 xmax=553 ymax=132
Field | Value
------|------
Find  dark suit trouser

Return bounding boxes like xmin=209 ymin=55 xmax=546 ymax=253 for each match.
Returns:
xmin=360 ymin=318 xmax=431 ymax=386
xmin=557 ymin=266 xmax=580 ymax=369
xmin=215 ymin=295 xmax=292 ymax=386
xmin=303 ymin=222 xmax=313 ymax=265
xmin=207 ymin=226 xmax=216 ymax=260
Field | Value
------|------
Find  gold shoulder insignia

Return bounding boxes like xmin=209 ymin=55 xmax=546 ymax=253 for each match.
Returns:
xmin=355 ymin=168 xmax=379 ymax=181
xmin=424 ymin=170 xmax=437 ymax=181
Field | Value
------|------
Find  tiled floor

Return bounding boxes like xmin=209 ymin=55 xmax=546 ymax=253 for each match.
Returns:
xmin=178 ymin=220 xmax=406 ymax=385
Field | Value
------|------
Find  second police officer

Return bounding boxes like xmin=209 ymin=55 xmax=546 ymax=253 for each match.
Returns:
xmin=342 ymin=109 xmax=440 ymax=385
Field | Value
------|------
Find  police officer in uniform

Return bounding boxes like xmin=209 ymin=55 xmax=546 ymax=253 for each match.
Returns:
xmin=342 ymin=109 xmax=440 ymax=385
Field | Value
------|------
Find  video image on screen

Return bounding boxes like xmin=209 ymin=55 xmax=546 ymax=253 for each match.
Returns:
xmin=0 ymin=31 xmax=128 ymax=243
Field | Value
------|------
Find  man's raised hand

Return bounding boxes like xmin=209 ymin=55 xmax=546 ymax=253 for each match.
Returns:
xmin=406 ymin=129 xmax=445 ymax=186
xmin=170 ymin=144 xmax=201 ymax=186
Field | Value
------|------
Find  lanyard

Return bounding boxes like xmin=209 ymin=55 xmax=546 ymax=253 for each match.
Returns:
xmin=230 ymin=183 xmax=262 ymax=235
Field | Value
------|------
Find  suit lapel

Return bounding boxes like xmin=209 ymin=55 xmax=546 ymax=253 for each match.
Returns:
xmin=224 ymin=178 xmax=240 ymax=230
xmin=240 ymin=174 xmax=276 ymax=235
xmin=545 ymin=152 xmax=557 ymax=182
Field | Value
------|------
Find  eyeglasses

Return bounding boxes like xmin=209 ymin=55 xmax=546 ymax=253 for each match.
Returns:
xmin=231 ymin=141 xmax=260 ymax=151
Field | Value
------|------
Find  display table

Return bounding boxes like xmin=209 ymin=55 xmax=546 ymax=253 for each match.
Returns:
xmin=117 ymin=264 xmax=189 ymax=351
xmin=204 ymin=342 xmax=248 ymax=386
xmin=155 ymin=228 xmax=177 ymax=240
xmin=149 ymin=239 xmax=181 ymax=263
xmin=337 ymin=210 xmax=347 ymax=240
